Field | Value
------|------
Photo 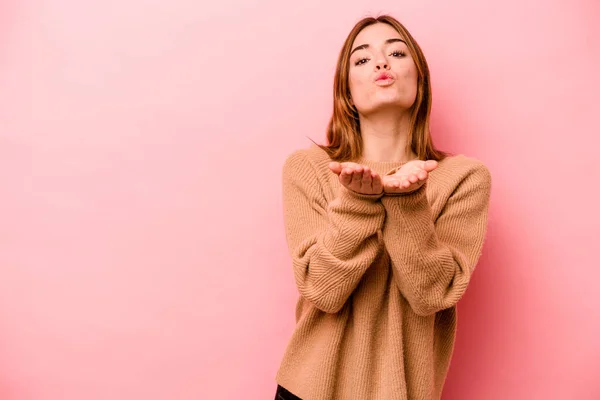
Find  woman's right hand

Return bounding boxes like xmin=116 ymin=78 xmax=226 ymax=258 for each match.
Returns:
xmin=329 ymin=162 xmax=383 ymax=196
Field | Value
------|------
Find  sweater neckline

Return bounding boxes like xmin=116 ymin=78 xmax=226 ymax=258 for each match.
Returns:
xmin=355 ymin=157 xmax=417 ymax=175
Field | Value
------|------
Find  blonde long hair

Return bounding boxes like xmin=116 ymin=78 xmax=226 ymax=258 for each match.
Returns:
xmin=318 ymin=15 xmax=448 ymax=162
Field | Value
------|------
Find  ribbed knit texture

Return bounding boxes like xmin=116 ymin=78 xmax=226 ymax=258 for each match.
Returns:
xmin=276 ymin=144 xmax=492 ymax=400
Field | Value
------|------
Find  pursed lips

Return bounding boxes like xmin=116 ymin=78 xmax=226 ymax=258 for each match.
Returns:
xmin=375 ymin=72 xmax=393 ymax=81
xmin=374 ymin=72 xmax=395 ymax=86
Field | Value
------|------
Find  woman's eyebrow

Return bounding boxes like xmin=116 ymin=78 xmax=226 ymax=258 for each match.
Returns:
xmin=350 ymin=38 xmax=407 ymax=56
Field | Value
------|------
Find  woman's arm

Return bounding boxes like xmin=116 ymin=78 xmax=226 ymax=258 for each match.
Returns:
xmin=282 ymin=151 xmax=385 ymax=313
xmin=381 ymin=163 xmax=492 ymax=316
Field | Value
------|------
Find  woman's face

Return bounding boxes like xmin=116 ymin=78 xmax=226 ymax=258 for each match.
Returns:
xmin=348 ymin=23 xmax=418 ymax=116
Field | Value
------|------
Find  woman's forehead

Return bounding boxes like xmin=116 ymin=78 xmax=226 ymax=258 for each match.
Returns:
xmin=352 ymin=23 xmax=403 ymax=47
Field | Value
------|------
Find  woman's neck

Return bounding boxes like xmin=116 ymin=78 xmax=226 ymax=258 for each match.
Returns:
xmin=358 ymin=110 xmax=416 ymax=162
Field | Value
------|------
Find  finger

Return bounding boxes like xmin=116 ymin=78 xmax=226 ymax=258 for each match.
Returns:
xmin=329 ymin=162 xmax=342 ymax=175
xmin=340 ymin=162 xmax=360 ymax=170
xmin=343 ymin=167 xmax=356 ymax=178
xmin=424 ymin=160 xmax=438 ymax=172
xmin=388 ymin=179 xmax=408 ymax=193
xmin=349 ymin=167 xmax=363 ymax=192
xmin=340 ymin=168 xmax=353 ymax=186
xmin=382 ymin=179 xmax=395 ymax=192
xmin=387 ymin=179 xmax=402 ymax=190
xmin=372 ymin=172 xmax=383 ymax=193
xmin=361 ymin=166 xmax=372 ymax=182
xmin=362 ymin=169 xmax=373 ymax=193
xmin=351 ymin=167 xmax=363 ymax=183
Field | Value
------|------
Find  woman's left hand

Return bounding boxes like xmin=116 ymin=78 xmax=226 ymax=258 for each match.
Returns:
xmin=382 ymin=160 xmax=439 ymax=194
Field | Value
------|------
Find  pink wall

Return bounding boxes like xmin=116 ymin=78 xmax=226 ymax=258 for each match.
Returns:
xmin=0 ymin=0 xmax=598 ymax=399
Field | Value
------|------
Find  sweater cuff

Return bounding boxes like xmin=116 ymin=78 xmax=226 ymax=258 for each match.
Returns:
xmin=339 ymin=185 xmax=384 ymax=202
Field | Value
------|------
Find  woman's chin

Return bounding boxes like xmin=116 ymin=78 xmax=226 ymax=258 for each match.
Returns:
xmin=361 ymin=100 xmax=412 ymax=115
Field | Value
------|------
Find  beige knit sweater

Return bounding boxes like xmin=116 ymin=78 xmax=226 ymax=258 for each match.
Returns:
xmin=275 ymin=144 xmax=492 ymax=400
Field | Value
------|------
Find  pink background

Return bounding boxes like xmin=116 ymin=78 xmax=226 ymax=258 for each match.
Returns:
xmin=1 ymin=0 xmax=599 ymax=399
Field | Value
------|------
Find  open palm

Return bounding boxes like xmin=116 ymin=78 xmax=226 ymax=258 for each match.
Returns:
xmin=329 ymin=162 xmax=383 ymax=195
xmin=382 ymin=160 xmax=438 ymax=194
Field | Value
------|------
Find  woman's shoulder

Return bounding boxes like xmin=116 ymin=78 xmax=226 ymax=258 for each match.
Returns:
xmin=434 ymin=153 xmax=492 ymax=188
xmin=282 ymin=144 xmax=332 ymax=175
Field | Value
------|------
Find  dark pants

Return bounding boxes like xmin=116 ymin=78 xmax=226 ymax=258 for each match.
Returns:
xmin=274 ymin=385 xmax=302 ymax=400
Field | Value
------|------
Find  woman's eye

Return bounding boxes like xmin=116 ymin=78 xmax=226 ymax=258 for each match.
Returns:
xmin=354 ymin=50 xmax=405 ymax=66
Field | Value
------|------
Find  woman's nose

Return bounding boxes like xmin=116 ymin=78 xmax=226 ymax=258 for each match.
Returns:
xmin=375 ymin=59 xmax=390 ymax=70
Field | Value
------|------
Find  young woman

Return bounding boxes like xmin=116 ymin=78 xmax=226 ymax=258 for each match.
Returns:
xmin=274 ymin=15 xmax=492 ymax=400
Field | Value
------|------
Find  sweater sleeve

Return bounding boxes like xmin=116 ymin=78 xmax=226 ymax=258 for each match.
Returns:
xmin=380 ymin=163 xmax=492 ymax=316
xmin=281 ymin=151 xmax=386 ymax=313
